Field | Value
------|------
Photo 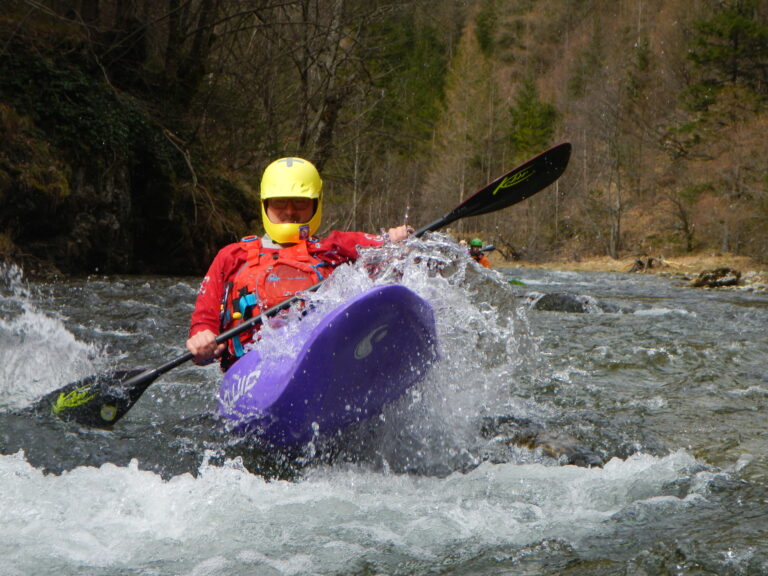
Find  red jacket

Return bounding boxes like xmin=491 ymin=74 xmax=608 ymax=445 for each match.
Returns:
xmin=189 ymin=231 xmax=386 ymax=339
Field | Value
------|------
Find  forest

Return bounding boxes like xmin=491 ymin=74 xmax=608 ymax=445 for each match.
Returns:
xmin=1 ymin=0 xmax=767 ymax=275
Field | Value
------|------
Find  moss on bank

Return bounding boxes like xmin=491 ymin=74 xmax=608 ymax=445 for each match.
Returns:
xmin=0 ymin=37 xmax=258 ymax=275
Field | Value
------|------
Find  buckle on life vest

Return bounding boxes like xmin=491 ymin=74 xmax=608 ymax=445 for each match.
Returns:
xmin=233 ymin=333 xmax=246 ymax=357
xmin=238 ymin=293 xmax=259 ymax=319
xmin=231 ymin=292 xmax=260 ymax=358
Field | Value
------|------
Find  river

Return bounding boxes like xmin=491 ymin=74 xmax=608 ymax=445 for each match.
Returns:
xmin=1 ymin=238 xmax=767 ymax=576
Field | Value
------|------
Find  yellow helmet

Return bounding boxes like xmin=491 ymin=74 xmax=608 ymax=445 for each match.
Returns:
xmin=260 ymin=157 xmax=323 ymax=244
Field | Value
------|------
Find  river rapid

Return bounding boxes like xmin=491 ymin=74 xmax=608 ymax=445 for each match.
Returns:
xmin=1 ymin=238 xmax=767 ymax=576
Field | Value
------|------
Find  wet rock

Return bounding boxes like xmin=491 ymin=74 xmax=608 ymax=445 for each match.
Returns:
xmin=526 ymin=292 xmax=626 ymax=314
xmin=690 ymin=267 xmax=741 ymax=288
xmin=481 ymin=415 xmax=604 ymax=469
xmin=565 ymin=450 xmax=605 ymax=468
xmin=531 ymin=292 xmax=592 ymax=313
xmin=527 ymin=430 xmax=604 ymax=468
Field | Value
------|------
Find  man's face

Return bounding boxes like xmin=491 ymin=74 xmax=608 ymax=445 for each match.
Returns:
xmin=265 ymin=197 xmax=314 ymax=224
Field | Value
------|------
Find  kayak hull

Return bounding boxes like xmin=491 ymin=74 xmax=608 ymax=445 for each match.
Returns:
xmin=218 ymin=285 xmax=438 ymax=447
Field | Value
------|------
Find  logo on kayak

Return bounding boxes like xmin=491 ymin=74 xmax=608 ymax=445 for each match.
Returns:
xmin=51 ymin=385 xmax=96 ymax=414
xmin=100 ymin=404 xmax=118 ymax=422
xmin=354 ymin=324 xmax=389 ymax=360
xmin=492 ymin=167 xmax=535 ymax=195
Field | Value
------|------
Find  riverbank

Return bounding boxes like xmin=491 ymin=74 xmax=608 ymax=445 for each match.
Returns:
xmin=493 ymin=252 xmax=768 ymax=290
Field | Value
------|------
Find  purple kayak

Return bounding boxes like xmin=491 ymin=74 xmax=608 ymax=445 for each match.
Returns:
xmin=218 ymin=285 xmax=438 ymax=447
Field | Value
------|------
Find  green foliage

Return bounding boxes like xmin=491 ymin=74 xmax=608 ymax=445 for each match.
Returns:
xmin=0 ymin=37 xmax=246 ymax=273
xmin=0 ymin=103 xmax=71 ymax=199
xmin=0 ymin=41 xmax=152 ymax=163
xmin=365 ymin=13 xmax=449 ymax=152
xmin=0 ymin=102 xmax=73 ymax=244
xmin=681 ymin=183 xmax=714 ymax=203
xmin=686 ymin=0 xmax=768 ymax=108
xmin=682 ymin=80 xmax=721 ymax=111
xmin=509 ymin=77 xmax=559 ymax=160
xmin=475 ymin=0 xmax=498 ymax=56
xmin=567 ymin=28 xmax=604 ymax=98
xmin=626 ymin=38 xmax=652 ymax=101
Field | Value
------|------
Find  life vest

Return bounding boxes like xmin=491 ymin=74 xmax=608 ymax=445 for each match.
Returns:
xmin=472 ymin=253 xmax=492 ymax=268
xmin=221 ymin=236 xmax=329 ymax=362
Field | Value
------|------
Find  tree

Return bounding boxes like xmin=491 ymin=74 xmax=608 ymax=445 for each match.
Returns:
xmin=509 ymin=76 xmax=558 ymax=162
xmin=687 ymin=0 xmax=768 ymax=108
xmin=506 ymin=76 xmax=558 ymax=251
xmin=329 ymin=1 xmax=458 ymax=232
xmin=665 ymin=184 xmax=702 ymax=252
xmin=420 ymin=19 xmax=501 ymax=234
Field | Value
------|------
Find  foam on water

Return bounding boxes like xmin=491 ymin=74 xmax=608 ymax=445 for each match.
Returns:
xmin=4 ymin=242 xmax=766 ymax=574
xmin=0 ymin=447 xmax=708 ymax=576
xmin=0 ymin=263 xmax=98 ymax=408
xmin=634 ymin=307 xmax=697 ymax=317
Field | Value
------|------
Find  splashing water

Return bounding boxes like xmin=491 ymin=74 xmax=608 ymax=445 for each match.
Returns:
xmin=231 ymin=236 xmax=551 ymax=473
xmin=1 ymin=240 xmax=767 ymax=575
xmin=0 ymin=263 xmax=99 ymax=408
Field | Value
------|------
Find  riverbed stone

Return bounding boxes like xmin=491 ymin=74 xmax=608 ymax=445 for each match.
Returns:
xmin=690 ymin=267 xmax=741 ymax=288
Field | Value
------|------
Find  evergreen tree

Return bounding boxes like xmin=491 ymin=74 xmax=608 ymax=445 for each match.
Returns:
xmin=509 ymin=77 xmax=558 ymax=161
xmin=687 ymin=0 xmax=768 ymax=107
xmin=421 ymin=20 xmax=500 ymax=229
xmin=475 ymin=0 xmax=498 ymax=56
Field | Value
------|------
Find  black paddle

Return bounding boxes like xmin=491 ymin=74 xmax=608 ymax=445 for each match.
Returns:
xmin=34 ymin=142 xmax=571 ymax=427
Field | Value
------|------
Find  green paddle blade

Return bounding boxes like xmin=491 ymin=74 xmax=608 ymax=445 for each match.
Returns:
xmin=34 ymin=368 xmax=154 ymax=427
xmin=453 ymin=142 xmax=571 ymax=219
xmin=415 ymin=142 xmax=571 ymax=236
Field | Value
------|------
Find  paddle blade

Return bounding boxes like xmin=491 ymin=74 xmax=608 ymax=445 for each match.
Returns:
xmin=34 ymin=368 xmax=155 ymax=427
xmin=417 ymin=143 xmax=571 ymax=236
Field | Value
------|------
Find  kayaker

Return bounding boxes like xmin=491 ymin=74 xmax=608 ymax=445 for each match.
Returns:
xmin=469 ymin=238 xmax=492 ymax=268
xmin=186 ymin=157 xmax=410 ymax=369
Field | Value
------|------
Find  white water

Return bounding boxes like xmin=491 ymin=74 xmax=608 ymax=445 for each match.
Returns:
xmin=0 ymin=263 xmax=99 ymax=408
xmin=2 ymin=243 xmax=767 ymax=575
xmin=1 ymin=448 xmax=706 ymax=576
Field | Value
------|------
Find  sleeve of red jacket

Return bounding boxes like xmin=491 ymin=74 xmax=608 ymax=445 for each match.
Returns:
xmin=189 ymin=243 xmax=245 ymax=337
xmin=312 ymin=230 xmax=386 ymax=265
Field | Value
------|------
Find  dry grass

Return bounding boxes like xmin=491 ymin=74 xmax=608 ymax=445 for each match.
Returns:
xmin=490 ymin=251 xmax=768 ymax=284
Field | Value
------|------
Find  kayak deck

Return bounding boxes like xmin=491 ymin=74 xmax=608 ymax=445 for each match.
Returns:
xmin=218 ymin=285 xmax=438 ymax=447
